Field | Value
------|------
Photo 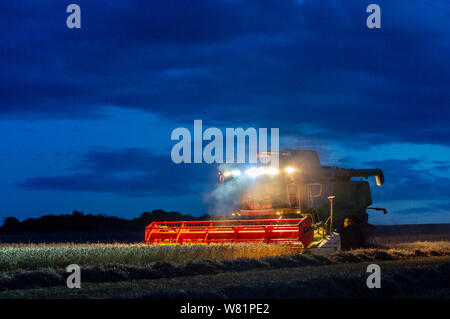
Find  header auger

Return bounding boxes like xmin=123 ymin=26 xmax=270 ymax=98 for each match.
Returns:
xmin=145 ymin=149 xmax=386 ymax=251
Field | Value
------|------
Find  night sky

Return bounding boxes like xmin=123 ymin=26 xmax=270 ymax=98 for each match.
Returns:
xmin=1 ymin=0 xmax=449 ymax=224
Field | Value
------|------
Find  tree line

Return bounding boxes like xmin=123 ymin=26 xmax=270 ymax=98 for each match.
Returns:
xmin=0 ymin=210 xmax=214 ymax=232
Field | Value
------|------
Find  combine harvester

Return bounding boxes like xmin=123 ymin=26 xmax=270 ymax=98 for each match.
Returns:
xmin=145 ymin=150 xmax=386 ymax=253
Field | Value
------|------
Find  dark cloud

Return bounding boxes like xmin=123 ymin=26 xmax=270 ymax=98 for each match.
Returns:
xmin=434 ymin=164 xmax=450 ymax=173
xmin=363 ymin=158 xmax=450 ymax=201
xmin=17 ymin=148 xmax=216 ymax=196
xmin=434 ymin=201 xmax=450 ymax=211
xmin=394 ymin=207 xmax=440 ymax=215
xmin=394 ymin=200 xmax=450 ymax=216
xmin=1 ymin=0 xmax=449 ymax=147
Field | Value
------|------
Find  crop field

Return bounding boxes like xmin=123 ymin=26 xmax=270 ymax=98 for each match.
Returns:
xmin=0 ymin=243 xmax=298 ymax=272
xmin=1 ymin=228 xmax=450 ymax=299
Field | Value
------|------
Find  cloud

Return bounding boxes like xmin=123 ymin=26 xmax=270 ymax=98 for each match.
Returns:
xmin=363 ymin=158 xmax=450 ymax=201
xmin=1 ymin=0 xmax=449 ymax=148
xmin=17 ymin=148 xmax=216 ymax=196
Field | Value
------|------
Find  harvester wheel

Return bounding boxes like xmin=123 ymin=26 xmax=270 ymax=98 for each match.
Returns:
xmin=340 ymin=216 xmax=366 ymax=250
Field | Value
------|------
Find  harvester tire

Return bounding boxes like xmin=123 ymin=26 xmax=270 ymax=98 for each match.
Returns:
xmin=340 ymin=221 xmax=366 ymax=250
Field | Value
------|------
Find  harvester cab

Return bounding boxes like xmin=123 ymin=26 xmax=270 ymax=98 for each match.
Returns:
xmin=226 ymin=149 xmax=385 ymax=233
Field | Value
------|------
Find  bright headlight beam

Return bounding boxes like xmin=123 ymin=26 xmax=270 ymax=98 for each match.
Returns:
xmin=226 ymin=167 xmax=282 ymax=178
xmin=222 ymin=170 xmax=242 ymax=177
xmin=245 ymin=167 xmax=279 ymax=177
xmin=245 ymin=167 xmax=260 ymax=177
xmin=265 ymin=167 xmax=279 ymax=175
xmin=231 ymin=170 xmax=241 ymax=176
xmin=285 ymin=167 xmax=295 ymax=174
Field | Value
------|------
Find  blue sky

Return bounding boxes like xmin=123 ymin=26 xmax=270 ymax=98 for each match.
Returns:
xmin=1 ymin=0 xmax=449 ymax=224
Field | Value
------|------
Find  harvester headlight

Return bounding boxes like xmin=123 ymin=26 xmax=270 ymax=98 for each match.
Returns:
xmin=231 ymin=170 xmax=241 ymax=176
xmin=245 ymin=167 xmax=260 ymax=177
xmin=265 ymin=167 xmax=279 ymax=175
xmin=223 ymin=170 xmax=242 ymax=177
xmin=285 ymin=167 xmax=296 ymax=174
xmin=245 ymin=167 xmax=279 ymax=177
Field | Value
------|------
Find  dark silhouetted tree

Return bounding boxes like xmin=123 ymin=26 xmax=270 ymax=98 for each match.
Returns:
xmin=1 ymin=217 xmax=20 ymax=231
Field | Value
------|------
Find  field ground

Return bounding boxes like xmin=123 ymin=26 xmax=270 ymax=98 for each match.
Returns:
xmin=0 ymin=224 xmax=449 ymax=298
xmin=2 ymin=256 xmax=449 ymax=299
